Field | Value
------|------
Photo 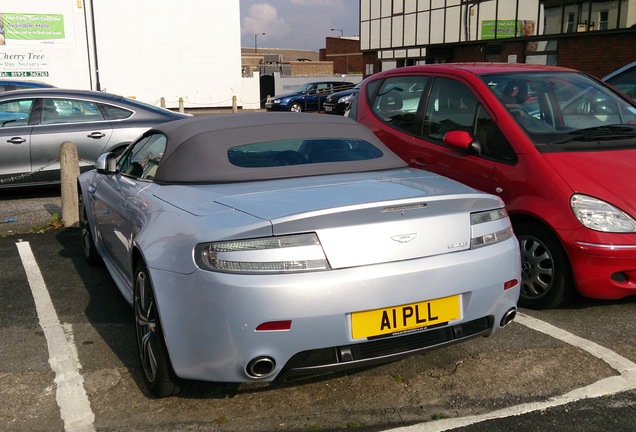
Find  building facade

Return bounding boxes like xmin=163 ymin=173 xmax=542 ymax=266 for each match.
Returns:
xmin=359 ymin=0 xmax=636 ymax=78
xmin=1 ymin=0 xmax=243 ymax=109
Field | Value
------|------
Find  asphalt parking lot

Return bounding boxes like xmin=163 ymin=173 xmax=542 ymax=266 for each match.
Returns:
xmin=1 ymin=191 xmax=636 ymax=431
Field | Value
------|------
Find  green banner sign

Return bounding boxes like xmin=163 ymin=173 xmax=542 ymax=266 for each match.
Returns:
xmin=481 ymin=20 xmax=521 ymax=40
xmin=3 ymin=14 xmax=65 ymax=41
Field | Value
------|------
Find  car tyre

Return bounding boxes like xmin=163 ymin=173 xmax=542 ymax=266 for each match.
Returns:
xmin=134 ymin=261 xmax=184 ymax=397
xmin=79 ymin=191 xmax=101 ymax=266
xmin=516 ymin=222 xmax=573 ymax=309
xmin=289 ymin=102 xmax=303 ymax=113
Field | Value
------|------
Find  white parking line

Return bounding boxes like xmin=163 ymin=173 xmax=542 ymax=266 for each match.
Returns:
xmin=388 ymin=312 xmax=636 ymax=432
xmin=16 ymin=241 xmax=96 ymax=432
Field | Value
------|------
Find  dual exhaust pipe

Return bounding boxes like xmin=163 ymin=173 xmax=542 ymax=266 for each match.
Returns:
xmin=500 ymin=307 xmax=517 ymax=327
xmin=246 ymin=356 xmax=276 ymax=378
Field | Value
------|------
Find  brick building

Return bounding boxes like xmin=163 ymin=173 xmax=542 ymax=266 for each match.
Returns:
xmin=320 ymin=37 xmax=367 ymax=75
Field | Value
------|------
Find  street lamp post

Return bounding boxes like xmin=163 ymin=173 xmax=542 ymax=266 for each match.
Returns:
xmin=254 ymin=32 xmax=265 ymax=53
xmin=330 ymin=28 xmax=344 ymax=37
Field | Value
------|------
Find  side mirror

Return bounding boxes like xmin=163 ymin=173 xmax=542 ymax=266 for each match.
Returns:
xmin=443 ymin=130 xmax=481 ymax=155
xmin=443 ymin=130 xmax=472 ymax=149
xmin=96 ymin=152 xmax=118 ymax=174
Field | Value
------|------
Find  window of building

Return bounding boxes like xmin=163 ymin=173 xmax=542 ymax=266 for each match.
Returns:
xmin=599 ymin=10 xmax=609 ymax=30
xmin=565 ymin=12 xmax=575 ymax=33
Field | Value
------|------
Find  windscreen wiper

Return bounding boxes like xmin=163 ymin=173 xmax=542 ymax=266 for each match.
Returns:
xmin=558 ymin=125 xmax=636 ymax=144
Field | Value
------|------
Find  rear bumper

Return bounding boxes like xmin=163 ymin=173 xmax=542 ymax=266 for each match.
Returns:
xmin=149 ymin=238 xmax=520 ymax=383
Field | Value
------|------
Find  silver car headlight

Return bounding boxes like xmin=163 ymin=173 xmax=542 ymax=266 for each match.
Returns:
xmin=195 ymin=233 xmax=330 ymax=273
xmin=338 ymin=94 xmax=354 ymax=104
xmin=570 ymin=194 xmax=636 ymax=232
xmin=470 ymin=208 xmax=514 ymax=249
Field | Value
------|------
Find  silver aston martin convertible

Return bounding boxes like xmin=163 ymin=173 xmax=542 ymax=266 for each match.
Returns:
xmin=78 ymin=113 xmax=520 ymax=397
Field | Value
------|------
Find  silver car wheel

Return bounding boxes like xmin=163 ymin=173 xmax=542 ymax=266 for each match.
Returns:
xmin=135 ymin=269 xmax=159 ymax=384
xmin=289 ymin=102 xmax=303 ymax=112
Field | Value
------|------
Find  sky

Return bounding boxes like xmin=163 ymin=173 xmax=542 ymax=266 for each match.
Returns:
xmin=240 ymin=0 xmax=360 ymax=52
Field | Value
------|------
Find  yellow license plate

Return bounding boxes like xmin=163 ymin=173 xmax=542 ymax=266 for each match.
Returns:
xmin=351 ymin=295 xmax=461 ymax=339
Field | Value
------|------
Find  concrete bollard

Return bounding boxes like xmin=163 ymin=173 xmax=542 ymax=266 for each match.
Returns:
xmin=232 ymin=95 xmax=238 ymax=113
xmin=60 ymin=141 xmax=80 ymax=228
xmin=179 ymin=97 xmax=184 ymax=113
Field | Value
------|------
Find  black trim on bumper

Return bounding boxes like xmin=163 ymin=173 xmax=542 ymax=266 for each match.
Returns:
xmin=280 ymin=316 xmax=493 ymax=378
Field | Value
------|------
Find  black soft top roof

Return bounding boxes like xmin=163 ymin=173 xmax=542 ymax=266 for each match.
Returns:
xmin=151 ymin=113 xmax=407 ymax=183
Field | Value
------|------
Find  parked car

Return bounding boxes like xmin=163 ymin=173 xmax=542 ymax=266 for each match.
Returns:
xmin=350 ymin=63 xmax=636 ymax=309
xmin=265 ymin=81 xmax=355 ymax=112
xmin=0 ymin=79 xmax=55 ymax=93
xmin=78 ymin=113 xmax=520 ymax=397
xmin=323 ymin=81 xmax=361 ymax=115
xmin=0 ymin=88 xmax=188 ymax=188
xmin=603 ymin=60 xmax=636 ymax=100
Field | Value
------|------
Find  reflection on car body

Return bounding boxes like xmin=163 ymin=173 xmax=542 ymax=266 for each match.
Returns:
xmin=350 ymin=63 xmax=636 ymax=309
xmin=78 ymin=113 xmax=520 ymax=397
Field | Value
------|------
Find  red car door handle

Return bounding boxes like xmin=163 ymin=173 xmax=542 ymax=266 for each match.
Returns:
xmin=7 ymin=137 xmax=26 ymax=144
xmin=87 ymin=132 xmax=106 ymax=139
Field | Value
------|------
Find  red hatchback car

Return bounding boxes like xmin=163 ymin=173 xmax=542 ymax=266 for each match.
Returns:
xmin=350 ymin=63 xmax=636 ymax=309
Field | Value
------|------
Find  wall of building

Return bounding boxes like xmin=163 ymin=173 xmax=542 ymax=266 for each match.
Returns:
xmin=91 ymin=0 xmax=241 ymax=109
xmin=0 ymin=0 xmax=93 ymax=88
xmin=321 ymin=37 xmax=365 ymax=75
xmin=240 ymin=73 xmax=261 ymax=109
xmin=289 ymin=61 xmax=334 ymax=76
xmin=360 ymin=0 xmax=543 ymax=51
xmin=1 ymin=0 xmax=243 ymax=109
xmin=556 ymin=31 xmax=636 ymax=78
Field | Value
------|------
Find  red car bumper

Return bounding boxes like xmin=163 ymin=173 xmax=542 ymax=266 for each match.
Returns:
xmin=565 ymin=231 xmax=636 ymax=299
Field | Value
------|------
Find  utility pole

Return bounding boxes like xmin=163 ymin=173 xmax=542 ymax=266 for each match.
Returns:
xmin=254 ymin=33 xmax=265 ymax=53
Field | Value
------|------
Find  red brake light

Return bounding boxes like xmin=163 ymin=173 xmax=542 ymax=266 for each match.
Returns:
xmin=504 ymin=279 xmax=519 ymax=290
xmin=255 ymin=320 xmax=292 ymax=331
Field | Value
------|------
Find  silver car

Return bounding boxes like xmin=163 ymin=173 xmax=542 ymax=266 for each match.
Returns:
xmin=78 ymin=113 xmax=520 ymax=397
xmin=0 ymin=88 xmax=187 ymax=188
